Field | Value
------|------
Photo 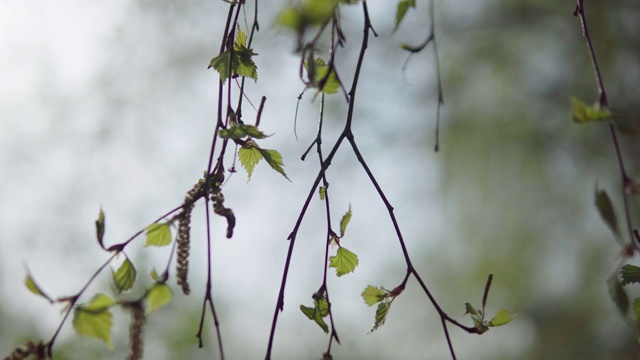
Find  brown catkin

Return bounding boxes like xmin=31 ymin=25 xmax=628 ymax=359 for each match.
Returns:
xmin=175 ymin=178 xmax=205 ymax=295
xmin=211 ymin=191 xmax=236 ymax=239
xmin=125 ymin=302 xmax=146 ymax=360
xmin=176 ymin=204 xmax=193 ymax=295
xmin=5 ymin=340 xmax=46 ymax=360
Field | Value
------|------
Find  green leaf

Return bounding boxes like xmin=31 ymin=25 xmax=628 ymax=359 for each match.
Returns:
xmin=394 ymin=0 xmax=416 ymax=32
xmin=95 ymin=207 xmax=106 ymax=250
xmin=633 ymin=298 xmax=640 ymax=321
xmin=609 ymin=275 xmax=630 ymax=316
xmin=208 ymin=28 xmax=258 ymax=82
xmin=463 ymin=302 xmax=481 ymax=317
xmin=621 ymin=264 xmax=640 ymax=286
xmin=489 ymin=309 xmax=515 ymax=327
xmin=277 ymin=1 xmax=337 ymax=31
xmin=73 ymin=294 xmax=115 ymax=349
xmin=571 ymin=97 xmax=612 ymax=123
xmin=149 ymin=268 xmax=167 ymax=282
xmin=113 ymin=258 xmax=137 ymax=292
xmin=339 ymin=204 xmax=352 ymax=237
xmin=329 ymin=247 xmax=359 ymax=276
xmin=145 ymin=223 xmax=172 ymax=247
xmin=633 ymin=298 xmax=640 ymax=344
xmin=238 ymin=141 xmax=262 ymax=180
xmin=25 ymin=272 xmax=53 ymax=303
xmin=361 ymin=285 xmax=388 ymax=306
xmin=300 ymin=303 xmax=329 ymax=334
xmin=595 ymin=187 xmax=620 ymax=238
xmin=305 ymin=57 xmax=340 ymax=94
xmin=83 ymin=293 xmax=115 ymax=311
xmin=256 ymin=148 xmax=289 ymax=180
xmin=300 ymin=294 xmax=330 ymax=333
xmin=371 ymin=301 xmax=391 ymax=332
xmin=319 ymin=186 xmax=326 ymax=200
xmin=235 ymin=27 xmax=248 ymax=47
xmin=146 ymin=283 xmax=172 ymax=314
xmin=315 ymin=296 xmax=330 ymax=317
xmin=218 ymin=124 xmax=269 ymax=141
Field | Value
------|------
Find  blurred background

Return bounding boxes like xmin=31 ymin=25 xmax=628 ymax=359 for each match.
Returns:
xmin=1 ymin=0 xmax=640 ymax=359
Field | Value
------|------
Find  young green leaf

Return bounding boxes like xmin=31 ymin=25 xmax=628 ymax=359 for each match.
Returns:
xmin=73 ymin=294 xmax=115 ymax=349
xmin=488 ymin=309 xmax=515 ymax=327
xmin=146 ymin=283 xmax=173 ymax=314
xmin=305 ymin=57 xmax=340 ymax=94
xmin=150 ymin=268 xmax=168 ymax=283
xmin=339 ymin=205 xmax=352 ymax=237
xmin=277 ymin=1 xmax=336 ymax=32
xmin=83 ymin=293 xmax=115 ymax=311
xmin=300 ymin=304 xmax=329 ymax=334
xmin=609 ymin=275 xmax=630 ymax=316
xmin=329 ymin=247 xmax=359 ymax=276
xmin=113 ymin=257 xmax=137 ymax=292
xmin=95 ymin=207 xmax=106 ymax=250
xmin=463 ymin=302 xmax=481 ymax=317
xmin=256 ymin=148 xmax=289 ymax=180
xmin=145 ymin=223 xmax=172 ymax=247
xmin=633 ymin=298 xmax=640 ymax=321
xmin=371 ymin=301 xmax=391 ymax=332
xmin=315 ymin=296 xmax=330 ymax=317
xmin=319 ymin=186 xmax=326 ymax=200
xmin=208 ymin=28 xmax=258 ymax=82
xmin=25 ymin=272 xmax=53 ymax=303
xmin=361 ymin=285 xmax=389 ymax=306
xmin=394 ymin=0 xmax=416 ymax=32
xmin=633 ymin=298 xmax=640 ymax=344
xmin=238 ymin=141 xmax=263 ymax=180
xmin=595 ymin=187 xmax=620 ymax=238
xmin=621 ymin=264 xmax=640 ymax=286
xmin=218 ymin=123 xmax=269 ymax=141
xmin=570 ymin=97 xmax=612 ymax=123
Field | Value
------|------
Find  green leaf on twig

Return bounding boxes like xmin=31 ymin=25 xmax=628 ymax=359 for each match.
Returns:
xmin=595 ymin=187 xmax=620 ymax=238
xmin=73 ymin=293 xmax=115 ymax=349
xmin=278 ymin=0 xmax=337 ymax=31
xmin=25 ymin=272 xmax=53 ymax=303
xmin=489 ymin=309 xmax=515 ymax=327
xmin=329 ymin=247 xmax=359 ymax=276
xmin=608 ymin=275 xmax=629 ymax=316
xmin=305 ymin=57 xmax=340 ymax=94
xmin=257 ymin=148 xmax=289 ymax=180
xmin=394 ymin=0 xmax=416 ymax=32
xmin=570 ymin=97 xmax=611 ymax=123
xmin=145 ymin=223 xmax=172 ymax=247
xmin=339 ymin=204 xmax=352 ymax=237
xmin=300 ymin=295 xmax=330 ymax=333
xmin=218 ymin=124 xmax=269 ymax=141
xmin=633 ymin=298 xmax=640 ymax=321
xmin=621 ymin=264 xmax=640 ymax=286
xmin=208 ymin=28 xmax=258 ymax=82
xmin=113 ymin=257 xmax=137 ymax=292
xmin=239 ymin=141 xmax=262 ymax=180
xmin=147 ymin=283 xmax=173 ymax=314
xmin=237 ymin=141 xmax=289 ymax=181
xmin=371 ymin=301 xmax=391 ymax=332
xmin=95 ymin=207 xmax=106 ymax=249
xmin=361 ymin=285 xmax=389 ymax=306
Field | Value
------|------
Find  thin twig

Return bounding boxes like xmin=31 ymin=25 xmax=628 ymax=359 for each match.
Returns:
xmin=574 ymin=0 xmax=635 ymax=247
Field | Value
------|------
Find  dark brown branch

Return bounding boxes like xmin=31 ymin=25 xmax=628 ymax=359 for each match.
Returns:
xmin=574 ymin=0 xmax=636 ymax=248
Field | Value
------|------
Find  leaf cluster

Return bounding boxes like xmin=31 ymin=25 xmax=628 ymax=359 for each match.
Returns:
xmin=209 ymin=28 xmax=258 ymax=82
